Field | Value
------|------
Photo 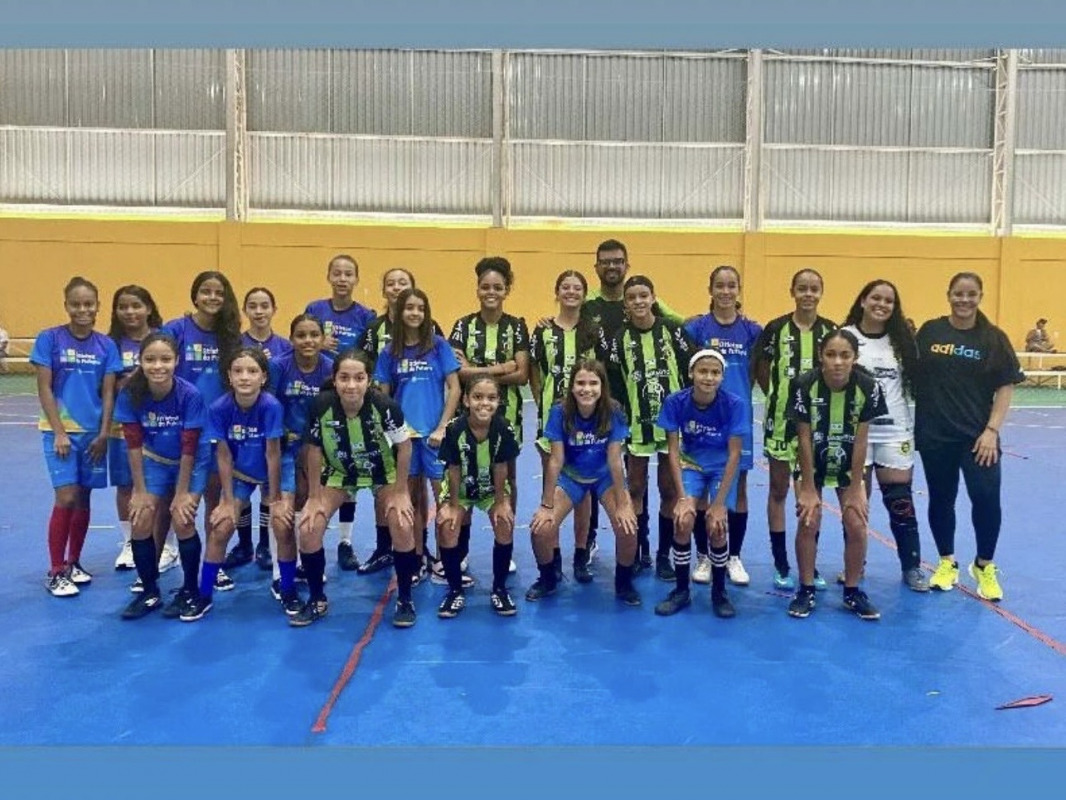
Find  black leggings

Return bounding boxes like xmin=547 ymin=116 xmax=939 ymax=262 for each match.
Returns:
xmin=919 ymin=442 xmax=1002 ymax=562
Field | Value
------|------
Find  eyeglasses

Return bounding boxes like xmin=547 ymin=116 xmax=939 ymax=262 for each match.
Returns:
xmin=596 ymin=257 xmax=626 ymax=267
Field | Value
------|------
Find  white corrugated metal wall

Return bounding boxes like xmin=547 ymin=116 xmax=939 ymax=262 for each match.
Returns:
xmin=1 ymin=48 xmax=1065 ymax=228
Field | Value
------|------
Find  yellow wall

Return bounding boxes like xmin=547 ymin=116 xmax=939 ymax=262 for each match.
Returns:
xmin=1 ymin=217 xmax=1064 ymax=351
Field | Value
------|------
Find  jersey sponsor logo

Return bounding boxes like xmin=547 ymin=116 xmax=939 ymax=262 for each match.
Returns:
xmin=873 ymin=366 xmax=899 ymax=381
xmin=122 ymin=351 xmax=139 ymax=369
xmin=684 ymin=419 xmax=723 ymax=438
xmin=397 ymin=357 xmax=435 ymax=375
xmin=929 ymin=342 xmax=982 ymax=360
xmin=571 ymin=430 xmax=608 ymax=447
xmin=184 ymin=343 xmax=219 ymax=363
xmin=284 ymin=379 xmax=319 ymax=398
xmin=60 ymin=348 xmax=102 ymax=366
xmin=145 ymin=411 xmax=181 ymax=428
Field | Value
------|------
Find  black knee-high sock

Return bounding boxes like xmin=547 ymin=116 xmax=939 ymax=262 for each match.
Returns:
xmin=339 ymin=501 xmax=355 ymax=524
xmin=132 ymin=538 xmax=159 ymax=594
xmin=537 ymin=560 xmax=558 ymax=589
xmin=727 ymin=510 xmax=748 ymax=557
xmin=882 ymin=483 xmax=921 ymax=571
xmin=770 ymin=530 xmax=789 ymax=573
xmin=637 ymin=506 xmax=650 ymax=554
xmin=374 ymin=525 xmax=390 ymax=555
xmin=422 ymin=528 xmax=431 ymax=559
xmin=394 ymin=549 xmax=418 ymax=602
xmin=588 ymin=491 xmax=600 ymax=540
xmin=258 ymin=502 xmax=270 ymax=548
xmin=440 ymin=545 xmax=464 ymax=592
xmin=177 ymin=534 xmax=202 ymax=593
xmin=693 ymin=510 xmax=708 ymax=556
xmin=458 ymin=523 xmax=471 ymax=564
xmin=303 ymin=548 xmax=327 ymax=601
xmin=492 ymin=542 xmax=513 ymax=591
xmin=657 ymin=514 xmax=674 ymax=557
xmin=614 ymin=562 xmax=633 ymax=592
xmin=236 ymin=505 xmax=253 ymax=550
xmin=672 ymin=539 xmax=692 ymax=592
xmin=710 ymin=542 xmax=728 ymax=594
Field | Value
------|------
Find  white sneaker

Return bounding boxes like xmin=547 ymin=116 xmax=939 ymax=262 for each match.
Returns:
xmin=158 ymin=542 xmax=180 ymax=574
xmin=68 ymin=562 xmax=93 ymax=585
xmin=129 ymin=577 xmax=144 ymax=594
xmin=726 ymin=556 xmax=750 ymax=586
xmin=215 ymin=569 xmax=235 ymax=592
xmin=508 ymin=559 xmax=517 ymax=574
xmin=114 ymin=541 xmax=135 ymax=570
xmin=691 ymin=555 xmax=712 ymax=585
xmin=47 ymin=572 xmax=79 ymax=597
xmin=430 ymin=559 xmax=475 ymax=588
xmin=587 ymin=540 xmax=599 ymax=563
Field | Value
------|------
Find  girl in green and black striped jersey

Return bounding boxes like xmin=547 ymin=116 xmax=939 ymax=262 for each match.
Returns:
xmin=602 ymin=275 xmax=695 ymax=582
xmin=449 ymin=257 xmax=530 ymax=511
xmin=530 ymin=270 xmax=599 ymax=582
xmin=752 ymin=268 xmax=836 ymax=591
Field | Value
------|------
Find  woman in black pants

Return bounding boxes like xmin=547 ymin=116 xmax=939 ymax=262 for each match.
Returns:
xmin=914 ymin=272 xmax=1022 ymax=601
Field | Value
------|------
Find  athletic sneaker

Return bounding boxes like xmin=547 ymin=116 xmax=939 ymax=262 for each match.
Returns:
xmin=129 ymin=577 xmax=144 ymax=594
xmin=711 ymin=590 xmax=736 ymax=619
xmin=587 ymin=539 xmax=599 ymax=563
xmin=437 ymin=590 xmax=466 ymax=619
xmin=525 ymin=578 xmax=557 ymax=601
xmin=178 ymin=594 xmax=213 ymax=622
xmin=121 ymin=591 xmax=161 ymax=620
xmin=357 ymin=549 xmax=394 ymax=575
xmin=691 ymin=555 xmax=712 ymax=585
xmin=725 ymin=556 xmax=750 ymax=586
xmin=163 ymin=587 xmax=195 ymax=619
xmin=337 ymin=541 xmax=360 ymax=572
xmin=787 ymin=588 xmax=816 ymax=618
xmin=573 ymin=556 xmax=594 ymax=584
xmin=280 ymin=589 xmax=304 ymax=616
xmin=429 ymin=559 xmax=475 ymax=588
xmin=813 ymin=571 xmax=828 ymax=591
xmin=490 ymin=587 xmax=517 ymax=616
xmin=68 ymin=562 xmax=92 ymax=585
xmin=969 ymin=561 xmax=1004 ymax=602
xmin=509 ymin=559 xmax=518 ymax=574
xmin=158 ymin=542 xmax=180 ymax=574
xmin=655 ymin=553 xmax=676 ymax=582
xmin=255 ymin=542 xmax=273 ymax=571
xmin=929 ymin=557 xmax=959 ymax=592
xmin=214 ymin=569 xmax=235 ymax=592
xmin=843 ymin=589 xmax=881 ymax=620
xmin=902 ymin=567 xmax=930 ymax=593
xmin=290 ymin=597 xmax=329 ymax=627
xmin=392 ymin=599 xmax=417 ymax=628
xmin=222 ymin=542 xmax=253 ymax=569
xmin=835 ymin=567 xmax=866 ymax=585
xmin=654 ymin=587 xmax=691 ymax=616
xmin=616 ymin=585 xmax=643 ymax=607
xmin=46 ymin=571 xmax=79 ymax=597
xmin=114 ymin=541 xmax=135 ymax=571
xmin=773 ymin=569 xmax=796 ymax=590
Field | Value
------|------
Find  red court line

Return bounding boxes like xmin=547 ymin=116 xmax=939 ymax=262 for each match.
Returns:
xmin=311 ymin=577 xmax=396 ymax=734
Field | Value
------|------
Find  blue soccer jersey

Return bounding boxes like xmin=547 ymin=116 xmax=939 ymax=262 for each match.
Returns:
xmin=207 ymin=392 xmax=284 ymax=485
xmin=304 ymin=299 xmax=375 ymax=356
xmin=269 ymin=352 xmax=335 ymax=443
xmin=543 ymin=402 xmax=629 ymax=484
xmin=242 ymin=331 xmax=293 ymax=361
xmin=31 ymin=326 xmax=123 ymax=433
xmin=372 ymin=336 xmax=460 ymax=437
xmin=657 ymin=387 xmax=747 ymax=474
xmin=114 ymin=376 xmax=206 ymax=462
xmin=163 ymin=316 xmax=225 ymax=407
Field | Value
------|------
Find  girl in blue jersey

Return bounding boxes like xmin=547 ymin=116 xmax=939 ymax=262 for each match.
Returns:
xmin=32 ymin=277 xmax=124 ymax=597
xmin=107 ymin=285 xmax=164 ymax=573
xmin=180 ymin=348 xmax=290 ymax=622
xmin=653 ymin=349 xmax=745 ymax=618
xmin=114 ymin=332 xmax=211 ymax=620
xmin=231 ymin=286 xmax=294 ymax=572
xmin=374 ymin=288 xmax=461 ymax=583
xmin=683 ymin=266 xmax=763 ymax=587
xmin=527 ymin=359 xmax=640 ymax=606
xmin=163 ymin=270 xmax=242 ymax=591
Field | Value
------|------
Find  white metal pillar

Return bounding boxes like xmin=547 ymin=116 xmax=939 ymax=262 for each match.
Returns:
xmin=491 ymin=49 xmax=505 ymax=228
xmin=225 ymin=48 xmax=248 ymax=222
xmin=992 ymin=49 xmax=1019 ymax=236
xmin=744 ymin=49 xmax=765 ymax=232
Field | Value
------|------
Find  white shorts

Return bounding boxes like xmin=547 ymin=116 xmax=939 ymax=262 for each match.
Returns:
xmin=865 ymin=439 xmax=915 ymax=471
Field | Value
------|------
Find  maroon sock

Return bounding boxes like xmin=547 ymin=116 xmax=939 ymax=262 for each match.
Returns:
xmin=67 ymin=508 xmax=91 ymax=563
xmin=48 ymin=507 xmax=74 ymax=574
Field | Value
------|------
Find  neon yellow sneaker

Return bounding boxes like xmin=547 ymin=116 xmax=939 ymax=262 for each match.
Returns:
xmin=929 ymin=557 xmax=959 ymax=592
xmin=969 ymin=561 xmax=1004 ymax=602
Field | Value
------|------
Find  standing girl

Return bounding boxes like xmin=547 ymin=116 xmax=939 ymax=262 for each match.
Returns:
xmin=914 ymin=273 xmax=1022 ymax=601
xmin=436 ymin=376 xmax=521 ymax=617
xmin=297 ymin=349 xmax=417 ymax=628
xmin=603 ymin=275 xmax=695 ymax=582
xmin=107 ymin=285 xmax=164 ymax=572
xmin=753 ymin=268 xmax=836 ymax=590
xmin=180 ymin=348 xmax=290 ymax=622
xmin=32 ymin=277 xmax=123 ymax=596
xmin=527 ymin=359 xmax=640 ymax=605
xmin=114 ymin=332 xmax=210 ymax=619
xmin=683 ymin=266 xmax=763 ymax=587
xmin=787 ymin=330 xmax=887 ymax=620
xmin=529 ymin=270 xmax=598 ymax=582
xmin=842 ymin=279 xmax=928 ymax=591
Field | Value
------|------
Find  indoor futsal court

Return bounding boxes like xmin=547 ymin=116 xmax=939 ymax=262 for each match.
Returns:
xmin=2 ymin=374 xmax=1064 ymax=747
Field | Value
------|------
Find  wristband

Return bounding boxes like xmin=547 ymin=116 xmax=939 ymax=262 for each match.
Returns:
xmin=986 ymin=425 xmax=1000 ymax=434
xmin=540 ymin=502 xmax=554 ymax=510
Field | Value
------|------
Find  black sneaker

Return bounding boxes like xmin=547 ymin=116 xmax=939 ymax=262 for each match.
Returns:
xmin=711 ymin=590 xmax=736 ymax=619
xmin=121 ymin=591 xmax=162 ymax=620
xmin=552 ymin=553 xmax=564 ymax=584
xmin=223 ymin=542 xmax=254 ymax=569
xmin=214 ymin=569 xmax=235 ymax=592
xmin=162 ymin=587 xmax=195 ymax=619
xmin=179 ymin=593 xmax=213 ymax=622
xmin=616 ymin=585 xmax=643 ymax=607
xmin=357 ymin=549 xmax=394 ymax=575
xmin=490 ymin=587 xmax=518 ymax=616
xmin=290 ymin=597 xmax=329 ymax=627
xmin=525 ymin=578 xmax=557 ymax=601
xmin=843 ymin=589 xmax=881 ymax=621
xmin=654 ymin=587 xmax=691 ymax=616
xmin=437 ymin=590 xmax=466 ymax=619
xmin=573 ymin=557 xmax=594 ymax=584
xmin=655 ymin=553 xmax=676 ymax=582
xmin=255 ymin=542 xmax=273 ymax=571
xmin=788 ymin=589 xmax=816 ymax=619
xmin=337 ymin=541 xmax=360 ymax=571
xmin=392 ymin=599 xmax=417 ymax=628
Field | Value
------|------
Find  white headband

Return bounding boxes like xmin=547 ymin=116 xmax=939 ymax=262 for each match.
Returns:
xmin=689 ymin=348 xmax=727 ymax=372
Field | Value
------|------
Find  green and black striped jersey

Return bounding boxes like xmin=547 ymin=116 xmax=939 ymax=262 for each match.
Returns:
xmin=438 ymin=415 xmax=521 ymax=504
xmin=529 ymin=320 xmax=596 ymax=438
xmin=755 ymin=313 xmax=837 ymax=445
xmin=787 ymin=368 xmax=886 ymax=488
xmin=601 ymin=318 xmax=695 ymax=447
xmin=449 ymin=312 xmax=530 ymax=434
xmin=305 ymin=389 xmax=409 ymax=489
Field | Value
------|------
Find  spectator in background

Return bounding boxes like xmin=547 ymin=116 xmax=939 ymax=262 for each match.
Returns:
xmin=1025 ymin=318 xmax=1056 ymax=353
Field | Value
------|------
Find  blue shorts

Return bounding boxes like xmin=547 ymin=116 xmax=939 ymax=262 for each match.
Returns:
xmin=280 ymin=442 xmax=300 ymax=495
xmin=234 ymin=478 xmax=261 ymax=503
xmin=681 ymin=468 xmax=723 ymax=503
xmin=558 ymin=472 xmax=616 ymax=508
xmin=410 ymin=437 xmax=445 ymax=481
xmin=42 ymin=431 xmax=108 ymax=490
xmin=142 ymin=443 xmax=212 ymax=497
xmin=108 ymin=437 xmax=132 ymax=488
